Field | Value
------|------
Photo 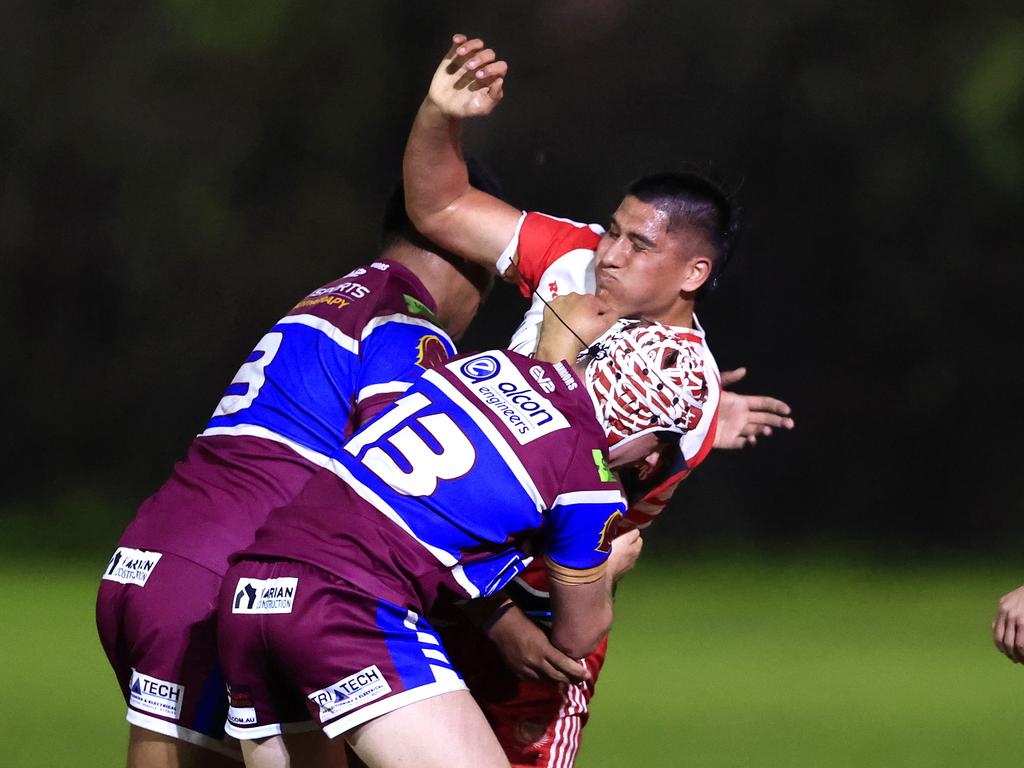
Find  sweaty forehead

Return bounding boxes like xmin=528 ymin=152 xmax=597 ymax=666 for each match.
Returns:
xmin=613 ymin=196 xmax=671 ymax=238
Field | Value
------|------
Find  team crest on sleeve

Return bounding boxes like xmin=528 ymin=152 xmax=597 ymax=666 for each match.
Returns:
xmin=231 ymin=577 xmax=298 ymax=614
xmin=102 ymin=547 xmax=162 ymax=587
xmin=308 ymin=665 xmax=392 ymax=722
xmin=595 ymin=511 xmax=623 ymax=553
xmin=415 ymin=334 xmax=449 ymax=369
xmin=449 ymin=352 xmax=569 ymax=444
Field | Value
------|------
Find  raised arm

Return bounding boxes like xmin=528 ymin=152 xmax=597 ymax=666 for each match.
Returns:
xmin=404 ymin=34 xmax=523 ymax=274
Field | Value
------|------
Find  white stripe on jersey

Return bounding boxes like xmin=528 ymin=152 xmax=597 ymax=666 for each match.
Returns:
xmin=550 ymin=490 xmax=624 ymax=508
xmin=356 ymin=381 xmax=411 ymax=404
xmin=197 ymin=425 xmax=332 ymax=468
xmin=360 ymin=313 xmax=455 ymax=350
xmin=420 ymin=369 xmax=545 ymax=514
xmin=274 ymin=314 xmax=359 ymax=353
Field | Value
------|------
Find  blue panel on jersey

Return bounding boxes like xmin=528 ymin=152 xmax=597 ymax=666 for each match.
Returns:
xmin=338 ymin=377 xmax=545 ymax=595
xmin=376 ymin=600 xmax=458 ymax=691
xmin=204 ymin=321 xmax=358 ymax=457
xmin=546 ymin=499 xmax=624 ymax=571
xmin=358 ymin=321 xmax=455 ymax=396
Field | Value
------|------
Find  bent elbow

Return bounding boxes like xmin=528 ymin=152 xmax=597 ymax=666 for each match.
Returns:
xmin=551 ymin=609 xmax=613 ymax=659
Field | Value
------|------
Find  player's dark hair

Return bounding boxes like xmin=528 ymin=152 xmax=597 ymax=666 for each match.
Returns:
xmin=381 ymin=158 xmax=504 ymax=249
xmin=626 ymin=171 xmax=740 ymax=298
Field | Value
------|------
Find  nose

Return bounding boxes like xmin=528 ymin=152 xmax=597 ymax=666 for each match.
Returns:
xmin=598 ymin=236 xmax=628 ymax=268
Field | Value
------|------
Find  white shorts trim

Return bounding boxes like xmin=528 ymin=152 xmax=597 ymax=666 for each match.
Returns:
xmin=224 ymin=718 xmax=318 ymax=741
xmin=321 ymin=679 xmax=468 ymax=739
xmin=126 ymin=710 xmax=242 ymax=760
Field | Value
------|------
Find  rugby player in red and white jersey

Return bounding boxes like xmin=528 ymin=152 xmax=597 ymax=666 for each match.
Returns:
xmin=401 ymin=35 xmax=795 ymax=767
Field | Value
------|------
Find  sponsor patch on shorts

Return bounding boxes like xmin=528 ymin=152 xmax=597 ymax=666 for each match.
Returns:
xmin=308 ymin=665 xmax=392 ymax=722
xmin=129 ymin=669 xmax=184 ymax=720
xmin=232 ymin=577 xmax=298 ymax=614
xmin=102 ymin=547 xmax=162 ymax=587
xmin=227 ymin=706 xmax=257 ymax=726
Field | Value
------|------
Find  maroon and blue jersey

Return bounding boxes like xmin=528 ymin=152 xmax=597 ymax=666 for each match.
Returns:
xmin=118 ymin=260 xmax=456 ymax=575
xmin=239 ymin=351 xmax=627 ymax=601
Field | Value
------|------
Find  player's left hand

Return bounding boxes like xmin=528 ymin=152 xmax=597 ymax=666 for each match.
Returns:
xmin=427 ymin=34 xmax=508 ymax=120
xmin=993 ymin=585 xmax=1024 ymax=663
xmin=486 ymin=605 xmax=591 ymax=684
xmin=714 ymin=367 xmax=795 ymax=450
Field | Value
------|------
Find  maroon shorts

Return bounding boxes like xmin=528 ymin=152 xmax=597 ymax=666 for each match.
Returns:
xmin=442 ymin=618 xmax=609 ymax=768
xmin=96 ymin=547 xmax=239 ymax=759
xmin=217 ymin=558 xmax=467 ymax=741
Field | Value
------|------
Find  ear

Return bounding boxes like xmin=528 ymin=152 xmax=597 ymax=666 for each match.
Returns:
xmin=680 ymin=254 xmax=712 ymax=293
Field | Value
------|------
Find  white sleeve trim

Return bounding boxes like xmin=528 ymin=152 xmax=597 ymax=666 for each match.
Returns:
xmin=496 ymin=211 xmax=528 ymax=277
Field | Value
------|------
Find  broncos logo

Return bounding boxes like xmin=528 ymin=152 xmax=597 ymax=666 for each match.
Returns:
xmin=415 ymin=335 xmax=449 ymax=369
xmin=595 ymin=510 xmax=624 ymax=553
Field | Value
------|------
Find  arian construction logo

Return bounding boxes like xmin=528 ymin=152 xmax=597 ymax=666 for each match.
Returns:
xmin=232 ymin=577 xmax=298 ymax=614
xmin=102 ymin=547 xmax=162 ymax=587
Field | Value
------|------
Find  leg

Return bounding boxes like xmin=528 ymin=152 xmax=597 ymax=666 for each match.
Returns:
xmin=347 ymin=690 xmax=509 ymax=768
xmin=240 ymin=732 xmax=350 ymax=768
xmin=128 ymin=725 xmax=241 ymax=767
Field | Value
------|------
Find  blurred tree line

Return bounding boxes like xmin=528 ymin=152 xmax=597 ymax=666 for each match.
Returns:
xmin=2 ymin=0 xmax=1021 ymax=556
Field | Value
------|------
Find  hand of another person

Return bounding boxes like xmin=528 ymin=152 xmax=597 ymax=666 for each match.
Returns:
xmin=993 ymin=585 xmax=1024 ymax=663
xmin=714 ymin=367 xmax=795 ymax=449
xmin=427 ymin=34 xmax=508 ymax=120
xmin=607 ymin=528 xmax=643 ymax=583
xmin=486 ymin=604 xmax=591 ymax=684
xmin=536 ymin=293 xmax=615 ymax=363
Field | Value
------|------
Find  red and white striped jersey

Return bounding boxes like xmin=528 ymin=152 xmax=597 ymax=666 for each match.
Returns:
xmin=497 ymin=211 xmax=721 ymax=533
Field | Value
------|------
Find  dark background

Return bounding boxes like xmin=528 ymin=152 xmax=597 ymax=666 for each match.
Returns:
xmin=3 ymin=0 xmax=1022 ymax=558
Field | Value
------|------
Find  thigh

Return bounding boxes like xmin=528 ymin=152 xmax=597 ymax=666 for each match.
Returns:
xmin=348 ymin=690 xmax=509 ymax=768
xmin=97 ymin=548 xmax=238 ymax=759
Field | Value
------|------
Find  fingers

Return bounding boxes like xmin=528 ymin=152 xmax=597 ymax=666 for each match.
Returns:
xmin=719 ymin=367 xmax=748 ymax=387
xmin=614 ymin=528 xmax=641 ymax=544
xmin=545 ymin=655 xmax=590 ymax=684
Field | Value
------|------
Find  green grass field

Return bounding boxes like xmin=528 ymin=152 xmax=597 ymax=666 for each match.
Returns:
xmin=3 ymin=554 xmax=1021 ymax=766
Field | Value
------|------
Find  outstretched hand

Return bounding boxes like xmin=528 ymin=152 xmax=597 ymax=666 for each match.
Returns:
xmin=993 ymin=585 xmax=1024 ymax=664
xmin=428 ymin=34 xmax=508 ymax=119
xmin=715 ymin=367 xmax=795 ymax=450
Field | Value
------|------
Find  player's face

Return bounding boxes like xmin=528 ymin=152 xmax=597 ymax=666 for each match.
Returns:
xmin=594 ymin=196 xmax=710 ymax=324
xmin=607 ymin=432 xmax=662 ymax=470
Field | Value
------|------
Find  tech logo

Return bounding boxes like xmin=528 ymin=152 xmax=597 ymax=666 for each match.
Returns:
xmin=415 ymin=335 xmax=449 ymax=369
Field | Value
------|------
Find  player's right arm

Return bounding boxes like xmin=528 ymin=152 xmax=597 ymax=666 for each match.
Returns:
xmin=404 ymin=34 xmax=523 ymax=276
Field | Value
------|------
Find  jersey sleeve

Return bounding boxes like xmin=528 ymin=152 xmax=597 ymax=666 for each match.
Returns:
xmin=352 ymin=315 xmax=456 ymax=427
xmin=499 ymin=212 xmax=604 ymax=299
xmin=543 ymin=437 xmax=626 ymax=583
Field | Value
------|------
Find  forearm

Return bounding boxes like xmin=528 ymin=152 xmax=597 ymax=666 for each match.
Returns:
xmin=548 ymin=571 xmax=614 ymax=659
xmin=403 ymin=98 xmax=470 ymax=234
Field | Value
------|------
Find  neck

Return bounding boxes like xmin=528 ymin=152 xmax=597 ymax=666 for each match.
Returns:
xmin=383 ymin=241 xmax=482 ymax=341
xmin=646 ymin=300 xmax=695 ymax=330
